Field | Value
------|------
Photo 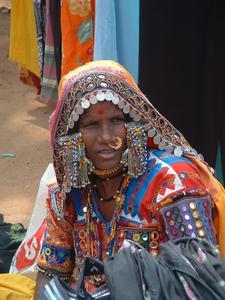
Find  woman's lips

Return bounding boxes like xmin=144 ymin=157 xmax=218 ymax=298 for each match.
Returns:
xmin=97 ymin=149 xmax=117 ymax=159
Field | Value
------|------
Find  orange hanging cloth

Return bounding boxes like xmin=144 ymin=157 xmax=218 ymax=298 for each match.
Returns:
xmin=61 ymin=0 xmax=95 ymax=77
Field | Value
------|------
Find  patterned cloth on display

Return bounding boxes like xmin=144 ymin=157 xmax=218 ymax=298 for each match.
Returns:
xmin=40 ymin=0 xmax=59 ymax=104
xmin=0 ymin=274 xmax=35 ymax=300
xmin=19 ymin=67 xmax=41 ymax=95
xmin=61 ymin=0 xmax=95 ymax=77
xmin=36 ymin=60 xmax=225 ymax=282
xmin=33 ymin=0 xmax=46 ymax=81
xmin=9 ymin=0 xmax=40 ymax=77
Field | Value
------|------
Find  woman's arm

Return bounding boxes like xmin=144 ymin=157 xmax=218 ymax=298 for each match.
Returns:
xmin=140 ymin=154 xmax=217 ymax=244
xmin=156 ymin=162 xmax=217 ymax=244
xmin=35 ymin=185 xmax=76 ymax=298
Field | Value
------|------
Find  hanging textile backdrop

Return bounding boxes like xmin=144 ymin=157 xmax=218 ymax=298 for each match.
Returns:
xmin=138 ymin=0 xmax=225 ymax=183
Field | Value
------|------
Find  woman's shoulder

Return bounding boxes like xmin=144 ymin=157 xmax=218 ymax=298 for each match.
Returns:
xmin=147 ymin=148 xmax=194 ymax=167
xmin=141 ymin=148 xmax=207 ymax=203
xmin=128 ymin=149 xmax=202 ymax=199
xmin=146 ymin=148 xmax=199 ymax=176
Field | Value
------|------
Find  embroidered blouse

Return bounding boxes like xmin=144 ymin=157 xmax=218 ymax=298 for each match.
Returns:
xmin=37 ymin=149 xmax=217 ymax=278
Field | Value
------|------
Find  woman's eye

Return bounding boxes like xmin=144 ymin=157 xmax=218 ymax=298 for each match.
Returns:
xmin=86 ymin=122 xmax=98 ymax=128
xmin=112 ymin=117 xmax=124 ymax=124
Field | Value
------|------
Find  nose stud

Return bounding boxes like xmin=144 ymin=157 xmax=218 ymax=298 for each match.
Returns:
xmin=108 ymin=136 xmax=123 ymax=150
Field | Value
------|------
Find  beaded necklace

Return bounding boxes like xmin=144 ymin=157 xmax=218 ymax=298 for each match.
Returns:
xmin=86 ymin=175 xmax=130 ymax=258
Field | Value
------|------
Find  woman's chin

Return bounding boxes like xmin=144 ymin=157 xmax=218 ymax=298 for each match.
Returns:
xmin=93 ymin=160 xmax=121 ymax=171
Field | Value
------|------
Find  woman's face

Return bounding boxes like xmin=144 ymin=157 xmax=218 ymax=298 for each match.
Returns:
xmin=79 ymin=101 xmax=127 ymax=170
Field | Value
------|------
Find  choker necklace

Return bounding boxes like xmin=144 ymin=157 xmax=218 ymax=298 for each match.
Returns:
xmin=92 ymin=164 xmax=122 ymax=177
xmin=93 ymin=171 xmax=125 ymax=182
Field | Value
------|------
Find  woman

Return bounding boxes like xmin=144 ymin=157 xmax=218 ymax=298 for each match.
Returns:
xmin=35 ymin=60 xmax=225 ymax=297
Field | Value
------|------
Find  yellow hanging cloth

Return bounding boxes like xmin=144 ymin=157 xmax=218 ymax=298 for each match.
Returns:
xmin=9 ymin=0 xmax=40 ymax=77
xmin=0 ymin=274 xmax=35 ymax=300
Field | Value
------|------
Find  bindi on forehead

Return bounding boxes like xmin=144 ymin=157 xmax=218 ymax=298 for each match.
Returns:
xmin=97 ymin=107 xmax=105 ymax=116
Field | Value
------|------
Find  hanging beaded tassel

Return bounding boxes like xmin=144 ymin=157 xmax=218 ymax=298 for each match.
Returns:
xmin=121 ymin=122 xmax=147 ymax=178
xmin=57 ymin=133 xmax=93 ymax=197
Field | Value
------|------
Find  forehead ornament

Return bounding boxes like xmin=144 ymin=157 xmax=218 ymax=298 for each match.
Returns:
xmin=97 ymin=107 xmax=105 ymax=116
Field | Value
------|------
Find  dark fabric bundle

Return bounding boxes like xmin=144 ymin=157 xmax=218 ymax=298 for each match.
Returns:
xmin=41 ymin=238 xmax=225 ymax=299
xmin=0 ymin=221 xmax=26 ymax=273
xmin=49 ymin=0 xmax=61 ymax=84
xmin=40 ymin=257 xmax=109 ymax=300
xmin=103 ymin=238 xmax=225 ymax=300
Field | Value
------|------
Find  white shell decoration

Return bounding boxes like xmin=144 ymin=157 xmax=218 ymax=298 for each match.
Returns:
xmin=174 ymin=147 xmax=183 ymax=157
xmin=147 ymin=128 xmax=156 ymax=138
xmin=81 ymin=99 xmax=90 ymax=109
xmin=153 ymin=135 xmax=161 ymax=145
xmin=105 ymin=92 xmax=113 ymax=101
xmin=112 ymin=95 xmax=120 ymax=104
xmin=90 ymin=94 xmax=98 ymax=104
xmin=96 ymin=92 xmax=105 ymax=101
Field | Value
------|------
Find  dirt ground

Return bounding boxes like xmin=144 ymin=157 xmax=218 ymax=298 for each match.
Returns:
xmin=0 ymin=11 xmax=53 ymax=228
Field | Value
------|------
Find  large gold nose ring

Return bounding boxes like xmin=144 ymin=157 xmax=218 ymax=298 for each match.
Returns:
xmin=108 ymin=136 xmax=123 ymax=150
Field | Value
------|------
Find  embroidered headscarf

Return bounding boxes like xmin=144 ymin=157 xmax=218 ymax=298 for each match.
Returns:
xmin=50 ymin=60 xmax=203 ymax=187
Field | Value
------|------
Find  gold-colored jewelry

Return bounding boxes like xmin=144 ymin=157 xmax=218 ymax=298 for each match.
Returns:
xmin=99 ymin=190 xmax=120 ymax=202
xmin=92 ymin=164 xmax=122 ymax=176
xmin=86 ymin=175 xmax=130 ymax=258
xmin=108 ymin=136 xmax=123 ymax=150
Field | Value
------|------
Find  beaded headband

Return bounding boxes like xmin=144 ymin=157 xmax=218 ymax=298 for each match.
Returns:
xmin=67 ymin=89 xmax=142 ymax=130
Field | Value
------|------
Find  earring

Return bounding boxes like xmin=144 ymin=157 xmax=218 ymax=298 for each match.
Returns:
xmin=57 ymin=133 xmax=94 ymax=197
xmin=121 ymin=122 xmax=147 ymax=178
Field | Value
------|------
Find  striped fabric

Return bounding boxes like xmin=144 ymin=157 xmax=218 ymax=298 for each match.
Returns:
xmin=40 ymin=0 xmax=58 ymax=104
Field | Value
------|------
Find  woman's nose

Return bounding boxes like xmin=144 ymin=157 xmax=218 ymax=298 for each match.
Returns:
xmin=99 ymin=124 xmax=111 ymax=143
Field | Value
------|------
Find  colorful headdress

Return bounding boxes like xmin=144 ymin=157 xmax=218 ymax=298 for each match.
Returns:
xmin=51 ymin=60 xmax=202 ymax=190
